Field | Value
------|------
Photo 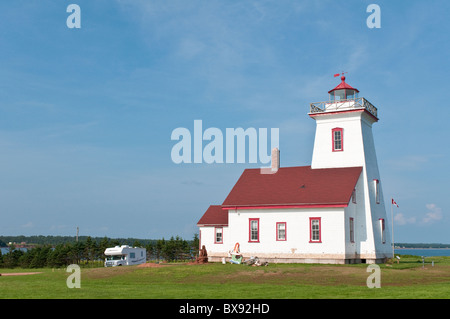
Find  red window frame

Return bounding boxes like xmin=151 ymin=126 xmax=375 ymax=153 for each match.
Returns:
xmin=309 ymin=217 xmax=322 ymax=243
xmin=214 ymin=227 xmax=223 ymax=244
xmin=276 ymin=222 xmax=287 ymax=241
xmin=249 ymin=218 xmax=260 ymax=243
xmin=332 ymin=128 xmax=343 ymax=152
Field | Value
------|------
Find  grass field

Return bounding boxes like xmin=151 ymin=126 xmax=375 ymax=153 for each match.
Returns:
xmin=1 ymin=256 xmax=449 ymax=299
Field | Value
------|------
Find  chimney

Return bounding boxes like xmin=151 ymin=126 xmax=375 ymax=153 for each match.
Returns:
xmin=271 ymin=148 xmax=280 ymax=173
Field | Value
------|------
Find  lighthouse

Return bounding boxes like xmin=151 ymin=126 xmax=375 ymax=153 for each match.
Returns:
xmin=196 ymin=75 xmax=392 ymax=264
xmin=309 ymin=75 xmax=392 ymax=262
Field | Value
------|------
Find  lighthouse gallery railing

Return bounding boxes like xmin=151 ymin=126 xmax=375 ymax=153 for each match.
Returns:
xmin=309 ymin=97 xmax=377 ymax=119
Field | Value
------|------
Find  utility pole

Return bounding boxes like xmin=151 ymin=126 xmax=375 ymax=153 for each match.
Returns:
xmin=76 ymin=226 xmax=79 ymax=242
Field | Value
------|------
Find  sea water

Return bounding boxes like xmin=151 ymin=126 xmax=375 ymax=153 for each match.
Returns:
xmin=1 ymin=247 xmax=28 ymax=255
xmin=394 ymin=248 xmax=450 ymax=257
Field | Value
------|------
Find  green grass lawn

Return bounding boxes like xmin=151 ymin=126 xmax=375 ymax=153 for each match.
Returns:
xmin=1 ymin=256 xmax=449 ymax=299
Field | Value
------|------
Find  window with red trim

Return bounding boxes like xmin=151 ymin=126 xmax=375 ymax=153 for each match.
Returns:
xmin=332 ymin=128 xmax=343 ymax=152
xmin=276 ymin=222 xmax=286 ymax=241
xmin=249 ymin=218 xmax=259 ymax=242
xmin=214 ymin=227 xmax=223 ymax=244
xmin=309 ymin=217 xmax=321 ymax=243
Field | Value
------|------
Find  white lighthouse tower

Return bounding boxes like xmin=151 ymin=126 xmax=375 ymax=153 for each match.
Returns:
xmin=309 ymin=75 xmax=392 ymax=263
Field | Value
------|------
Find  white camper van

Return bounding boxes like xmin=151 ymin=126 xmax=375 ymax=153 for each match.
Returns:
xmin=104 ymin=245 xmax=146 ymax=267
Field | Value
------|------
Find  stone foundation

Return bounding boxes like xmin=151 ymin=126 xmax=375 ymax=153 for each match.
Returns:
xmin=207 ymin=252 xmax=389 ymax=264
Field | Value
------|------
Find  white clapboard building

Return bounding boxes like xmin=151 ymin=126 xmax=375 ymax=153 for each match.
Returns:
xmin=197 ymin=76 xmax=392 ymax=264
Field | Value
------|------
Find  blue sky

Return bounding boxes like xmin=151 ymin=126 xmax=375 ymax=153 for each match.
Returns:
xmin=0 ymin=0 xmax=449 ymax=243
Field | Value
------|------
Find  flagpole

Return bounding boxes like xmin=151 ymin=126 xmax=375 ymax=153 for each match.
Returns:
xmin=391 ymin=198 xmax=394 ymax=258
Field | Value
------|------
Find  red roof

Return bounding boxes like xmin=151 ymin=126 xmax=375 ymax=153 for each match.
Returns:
xmin=197 ymin=166 xmax=362 ymax=226
xmin=328 ymin=76 xmax=359 ymax=93
xmin=222 ymin=166 xmax=362 ymax=208
xmin=197 ymin=205 xmax=228 ymax=226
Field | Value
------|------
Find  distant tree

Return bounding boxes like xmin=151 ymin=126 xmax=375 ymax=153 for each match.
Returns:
xmin=145 ymin=242 xmax=154 ymax=261
xmin=133 ymin=240 xmax=143 ymax=248
xmin=3 ymin=248 xmax=24 ymax=268
xmin=98 ymin=237 xmax=110 ymax=251
xmin=97 ymin=237 xmax=111 ymax=261
xmin=26 ymin=246 xmax=52 ymax=268
xmin=111 ymin=239 xmax=121 ymax=246
xmin=174 ymin=236 xmax=189 ymax=261
xmin=155 ymin=238 xmax=165 ymax=261
xmin=47 ymin=244 xmax=68 ymax=268
xmin=84 ymin=236 xmax=97 ymax=262
xmin=66 ymin=241 xmax=85 ymax=265
xmin=192 ymin=233 xmax=199 ymax=257
xmin=8 ymin=243 xmax=16 ymax=253
xmin=18 ymin=249 xmax=33 ymax=268
xmin=161 ymin=236 xmax=190 ymax=261
xmin=163 ymin=237 xmax=176 ymax=261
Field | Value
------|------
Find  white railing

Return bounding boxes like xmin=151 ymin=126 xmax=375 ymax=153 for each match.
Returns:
xmin=310 ymin=97 xmax=377 ymax=118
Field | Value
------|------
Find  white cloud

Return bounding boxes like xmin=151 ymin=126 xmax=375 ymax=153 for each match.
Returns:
xmin=394 ymin=203 xmax=444 ymax=226
xmin=422 ymin=203 xmax=443 ymax=224
xmin=21 ymin=221 xmax=34 ymax=228
xmin=176 ymin=38 xmax=207 ymax=60
xmin=394 ymin=213 xmax=416 ymax=225
xmin=387 ymin=155 xmax=429 ymax=171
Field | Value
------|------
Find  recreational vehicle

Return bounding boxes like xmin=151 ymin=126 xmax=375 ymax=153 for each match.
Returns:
xmin=104 ymin=245 xmax=146 ymax=267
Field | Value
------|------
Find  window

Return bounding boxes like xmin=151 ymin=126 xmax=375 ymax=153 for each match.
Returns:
xmin=349 ymin=218 xmax=355 ymax=243
xmin=374 ymin=179 xmax=380 ymax=204
xmin=346 ymin=89 xmax=358 ymax=100
xmin=130 ymin=252 xmax=135 ymax=259
xmin=309 ymin=217 xmax=321 ymax=243
xmin=332 ymin=128 xmax=343 ymax=152
xmin=215 ymin=227 xmax=223 ymax=244
xmin=379 ymin=218 xmax=385 ymax=244
xmin=351 ymin=188 xmax=357 ymax=204
xmin=276 ymin=222 xmax=286 ymax=241
xmin=333 ymin=89 xmax=346 ymax=101
xmin=249 ymin=218 xmax=260 ymax=242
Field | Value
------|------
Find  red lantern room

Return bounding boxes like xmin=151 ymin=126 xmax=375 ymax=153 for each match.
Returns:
xmin=328 ymin=76 xmax=359 ymax=101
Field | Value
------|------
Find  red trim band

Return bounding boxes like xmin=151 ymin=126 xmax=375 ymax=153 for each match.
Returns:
xmin=222 ymin=204 xmax=347 ymax=210
xmin=309 ymin=108 xmax=378 ymax=122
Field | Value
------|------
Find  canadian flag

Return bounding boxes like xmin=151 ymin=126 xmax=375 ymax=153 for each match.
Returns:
xmin=392 ymin=198 xmax=399 ymax=208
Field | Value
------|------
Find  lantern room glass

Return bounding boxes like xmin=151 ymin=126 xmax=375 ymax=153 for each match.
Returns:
xmin=330 ymin=89 xmax=358 ymax=101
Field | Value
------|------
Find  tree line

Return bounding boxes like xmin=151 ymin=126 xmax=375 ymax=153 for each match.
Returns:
xmin=0 ymin=235 xmax=158 ymax=248
xmin=0 ymin=235 xmax=199 ymax=269
xmin=395 ymin=243 xmax=450 ymax=249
